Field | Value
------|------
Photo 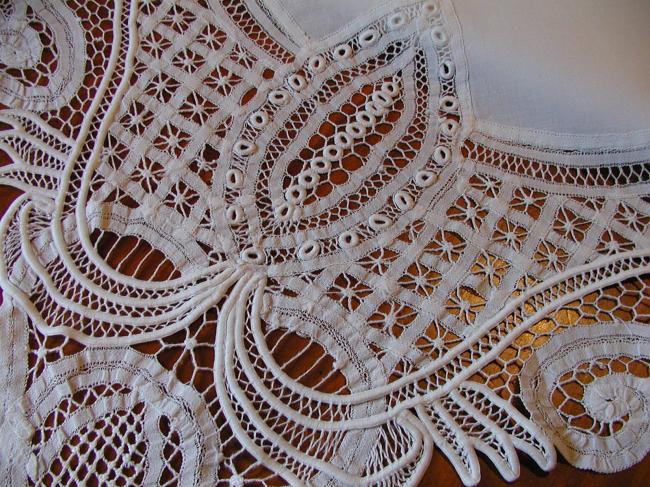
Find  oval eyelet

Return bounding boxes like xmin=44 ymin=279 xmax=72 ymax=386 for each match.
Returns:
xmin=334 ymin=132 xmax=354 ymax=149
xmin=297 ymin=240 xmax=320 ymax=260
xmin=381 ymin=81 xmax=400 ymax=98
xmin=422 ymin=1 xmax=439 ymax=17
xmin=387 ymin=12 xmax=407 ymax=31
xmin=285 ymin=184 xmax=307 ymax=204
xmin=355 ymin=110 xmax=376 ymax=128
xmin=439 ymin=60 xmax=455 ymax=80
xmin=333 ymin=44 xmax=352 ymax=60
xmin=225 ymin=205 xmax=245 ymax=224
xmin=241 ymin=247 xmax=265 ymax=264
xmin=225 ymin=168 xmax=244 ymax=189
xmin=268 ymin=89 xmax=290 ymax=106
xmin=439 ymin=95 xmax=459 ymax=113
xmin=338 ymin=230 xmax=360 ymax=249
xmin=372 ymin=90 xmax=393 ymax=108
xmin=234 ymin=140 xmax=257 ymax=157
xmin=365 ymin=100 xmax=387 ymax=117
xmin=323 ymin=144 xmax=343 ymax=161
xmin=440 ymin=118 xmax=459 ymax=137
xmin=308 ymin=55 xmax=327 ymax=73
xmin=431 ymin=26 xmax=449 ymax=46
xmin=310 ymin=157 xmax=331 ymax=174
xmin=345 ymin=122 xmax=367 ymax=139
xmin=287 ymin=74 xmax=307 ymax=92
xmin=358 ymin=28 xmax=379 ymax=47
xmin=368 ymin=214 xmax=393 ymax=231
xmin=249 ymin=110 xmax=269 ymax=129
xmin=393 ymin=190 xmax=415 ymax=211
xmin=433 ymin=145 xmax=451 ymax=164
xmin=298 ymin=170 xmax=319 ymax=189
xmin=414 ymin=170 xmax=437 ymax=188
xmin=274 ymin=202 xmax=295 ymax=221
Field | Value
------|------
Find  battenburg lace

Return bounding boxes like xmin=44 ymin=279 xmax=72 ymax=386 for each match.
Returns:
xmin=1 ymin=0 xmax=649 ymax=485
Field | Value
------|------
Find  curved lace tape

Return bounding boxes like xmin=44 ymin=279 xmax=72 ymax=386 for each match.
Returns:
xmin=520 ymin=323 xmax=650 ymax=474
xmin=1 ymin=0 xmax=650 ymax=485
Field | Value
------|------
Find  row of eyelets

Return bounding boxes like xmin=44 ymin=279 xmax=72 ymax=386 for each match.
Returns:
xmin=276 ymin=80 xmax=401 ymax=235
xmin=289 ymin=81 xmax=401 ymax=213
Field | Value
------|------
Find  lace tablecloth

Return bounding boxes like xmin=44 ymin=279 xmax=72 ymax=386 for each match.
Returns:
xmin=1 ymin=0 xmax=649 ymax=485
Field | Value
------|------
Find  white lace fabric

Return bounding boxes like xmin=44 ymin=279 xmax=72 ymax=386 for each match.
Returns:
xmin=0 ymin=0 xmax=649 ymax=485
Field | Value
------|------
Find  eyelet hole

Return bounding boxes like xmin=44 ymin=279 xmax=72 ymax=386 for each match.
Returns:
xmin=431 ymin=26 xmax=448 ymax=46
xmin=345 ymin=122 xmax=367 ymax=139
xmin=308 ymin=55 xmax=326 ymax=73
xmin=298 ymin=170 xmax=319 ymax=188
xmin=338 ymin=230 xmax=360 ymax=249
xmin=323 ymin=144 xmax=343 ymax=161
xmin=393 ymin=190 xmax=415 ymax=211
xmin=241 ymin=247 xmax=265 ymax=264
xmin=433 ymin=146 xmax=451 ymax=164
xmin=287 ymin=74 xmax=307 ymax=92
xmin=268 ymin=89 xmax=290 ymax=106
xmin=388 ymin=13 xmax=406 ymax=30
xmin=249 ymin=110 xmax=269 ymax=129
xmin=234 ymin=140 xmax=257 ymax=157
xmin=225 ymin=168 xmax=244 ymax=188
xmin=333 ymin=44 xmax=352 ymax=60
xmin=359 ymin=28 xmax=379 ymax=47
xmin=368 ymin=214 xmax=392 ymax=231
xmin=298 ymin=240 xmax=320 ymax=260
xmin=440 ymin=118 xmax=459 ymax=136
xmin=310 ymin=157 xmax=331 ymax=174
xmin=334 ymin=132 xmax=354 ymax=149
xmin=439 ymin=60 xmax=455 ymax=80
xmin=226 ymin=205 xmax=245 ymax=224
xmin=381 ymin=81 xmax=400 ymax=97
xmin=355 ymin=110 xmax=376 ymax=128
xmin=439 ymin=95 xmax=458 ymax=113
xmin=414 ymin=170 xmax=437 ymax=188
xmin=285 ymin=185 xmax=307 ymax=204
